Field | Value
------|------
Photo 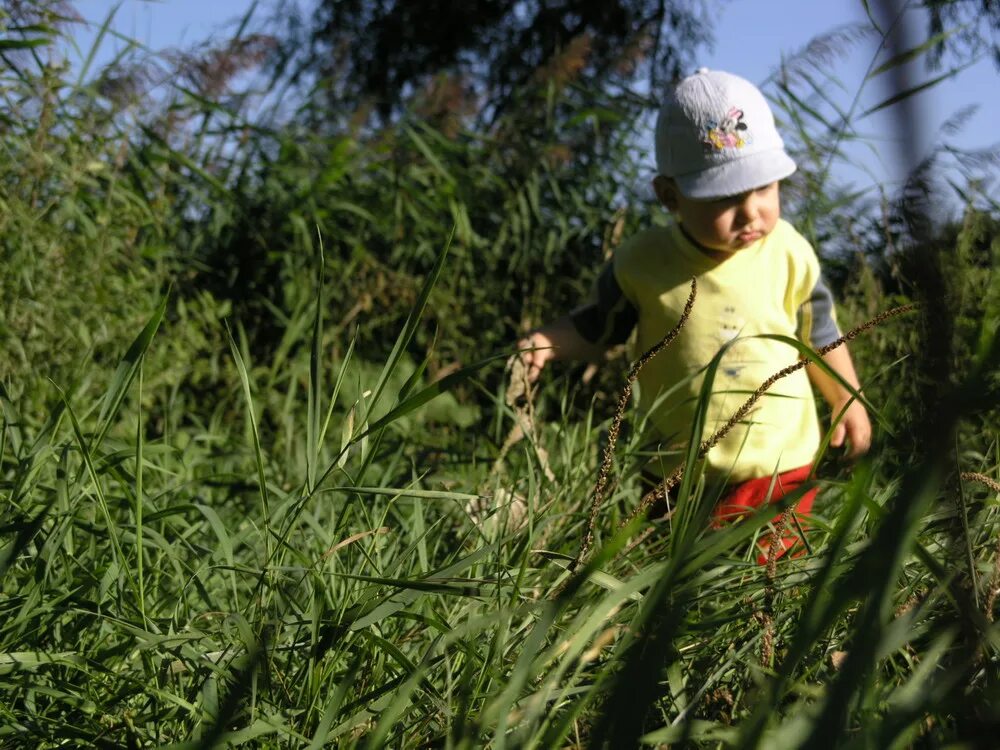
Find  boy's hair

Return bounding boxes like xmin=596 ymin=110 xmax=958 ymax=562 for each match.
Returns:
xmin=654 ymin=68 xmax=796 ymax=199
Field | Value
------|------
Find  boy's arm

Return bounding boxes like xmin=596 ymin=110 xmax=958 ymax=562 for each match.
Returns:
xmin=519 ymin=316 xmax=608 ymax=383
xmin=806 ymin=344 xmax=871 ymax=459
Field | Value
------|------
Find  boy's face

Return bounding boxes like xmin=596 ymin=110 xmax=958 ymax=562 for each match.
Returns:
xmin=653 ymin=177 xmax=781 ymax=256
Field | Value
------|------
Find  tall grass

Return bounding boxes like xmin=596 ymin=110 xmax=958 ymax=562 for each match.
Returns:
xmin=1 ymin=1 xmax=1000 ymax=747
xmin=3 ymin=223 xmax=998 ymax=746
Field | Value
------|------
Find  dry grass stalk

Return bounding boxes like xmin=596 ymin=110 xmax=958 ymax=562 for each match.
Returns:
xmin=321 ymin=527 xmax=390 ymax=559
xmin=958 ymin=472 xmax=1000 ymax=621
xmin=624 ymin=303 xmax=917 ymax=528
xmin=495 ymin=354 xmax=555 ymax=483
xmin=468 ymin=356 xmax=554 ymax=540
xmin=465 ymin=489 xmax=529 ymax=533
xmin=581 ymin=625 xmax=622 ymax=663
xmin=568 ymin=299 xmax=914 ymax=578
xmin=533 ymin=32 xmax=592 ymax=89
xmin=573 ymin=278 xmax=697 ymax=569
xmin=765 ymin=508 xmax=794 ymax=579
xmin=703 ymin=686 xmax=735 ymax=724
xmin=759 ymin=618 xmax=775 ymax=671
xmin=760 ymin=507 xmax=793 ymax=667
xmin=620 ymin=525 xmax=657 ymax=559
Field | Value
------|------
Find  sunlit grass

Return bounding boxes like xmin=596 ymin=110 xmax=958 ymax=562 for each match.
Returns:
xmin=2 ymin=233 xmax=998 ymax=747
xmin=1 ymin=4 xmax=999 ymax=748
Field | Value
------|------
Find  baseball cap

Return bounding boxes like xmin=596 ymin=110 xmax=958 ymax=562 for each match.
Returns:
xmin=654 ymin=68 xmax=796 ymax=199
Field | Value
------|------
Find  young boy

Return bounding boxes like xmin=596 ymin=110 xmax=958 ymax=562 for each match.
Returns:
xmin=519 ymin=69 xmax=870 ymax=556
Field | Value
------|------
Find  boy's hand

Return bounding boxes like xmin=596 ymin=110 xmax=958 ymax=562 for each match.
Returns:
xmin=808 ymin=345 xmax=870 ymax=460
xmin=514 ymin=316 xmax=607 ymax=383
xmin=829 ymin=398 xmax=871 ymax=459
xmin=517 ymin=332 xmax=555 ymax=383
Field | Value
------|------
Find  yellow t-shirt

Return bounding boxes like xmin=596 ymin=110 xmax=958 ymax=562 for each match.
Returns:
xmin=571 ymin=219 xmax=839 ymax=483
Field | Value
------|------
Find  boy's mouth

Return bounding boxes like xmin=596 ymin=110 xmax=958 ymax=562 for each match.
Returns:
xmin=737 ymin=230 xmax=762 ymax=244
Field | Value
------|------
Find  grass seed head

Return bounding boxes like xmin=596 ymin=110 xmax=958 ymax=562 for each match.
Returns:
xmin=575 ymin=278 xmax=697 ymax=568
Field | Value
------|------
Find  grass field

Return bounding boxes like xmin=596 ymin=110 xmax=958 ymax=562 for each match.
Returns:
xmin=2 ymin=4 xmax=1000 ymax=748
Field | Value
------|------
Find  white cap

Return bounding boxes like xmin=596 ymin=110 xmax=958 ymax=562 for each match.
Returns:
xmin=654 ymin=68 xmax=796 ymax=199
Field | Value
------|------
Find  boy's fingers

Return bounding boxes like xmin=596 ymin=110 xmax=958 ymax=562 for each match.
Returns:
xmin=838 ymin=415 xmax=871 ymax=460
xmin=514 ymin=348 xmax=538 ymax=383
xmin=529 ymin=353 xmax=550 ymax=382
xmin=848 ymin=420 xmax=871 ymax=458
xmin=830 ymin=421 xmax=845 ymax=449
xmin=516 ymin=335 xmax=554 ymax=383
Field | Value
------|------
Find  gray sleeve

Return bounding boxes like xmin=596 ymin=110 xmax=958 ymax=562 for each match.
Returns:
xmin=797 ymin=273 xmax=840 ymax=349
xmin=568 ymin=262 xmax=638 ymax=347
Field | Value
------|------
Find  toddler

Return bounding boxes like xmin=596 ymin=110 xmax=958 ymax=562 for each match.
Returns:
xmin=520 ymin=69 xmax=870 ymax=559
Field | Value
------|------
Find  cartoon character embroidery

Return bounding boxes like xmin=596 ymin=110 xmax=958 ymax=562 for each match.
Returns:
xmin=702 ymin=107 xmax=751 ymax=152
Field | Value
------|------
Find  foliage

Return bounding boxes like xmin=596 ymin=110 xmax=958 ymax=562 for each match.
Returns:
xmin=289 ymin=0 xmax=711 ymax=126
xmin=0 ymin=5 xmax=163 ymax=410
xmin=765 ymin=13 xmax=999 ymax=274
xmin=2 ymin=213 xmax=999 ymax=747
xmin=191 ymin=118 xmax=641 ymax=376
xmin=1 ymin=0 xmax=1000 ymax=748
xmin=922 ymin=0 xmax=1000 ymax=67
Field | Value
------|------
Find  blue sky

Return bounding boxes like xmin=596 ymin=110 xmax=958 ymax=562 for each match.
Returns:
xmin=74 ymin=0 xmax=997 ymax=195
xmin=75 ymin=0 xmax=254 ymax=50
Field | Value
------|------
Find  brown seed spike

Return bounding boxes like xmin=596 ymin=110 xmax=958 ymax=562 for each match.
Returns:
xmin=571 ymin=296 xmax=916 ymax=574
xmin=573 ymin=278 xmax=697 ymax=569
xmin=960 ymin=471 xmax=1000 ymax=495
xmin=620 ymin=303 xmax=917 ymax=532
xmin=760 ymin=507 xmax=793 ymax=667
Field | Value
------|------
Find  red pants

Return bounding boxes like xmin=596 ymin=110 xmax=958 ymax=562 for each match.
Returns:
xmin=712 ymin=465 xmax=817 ymax=565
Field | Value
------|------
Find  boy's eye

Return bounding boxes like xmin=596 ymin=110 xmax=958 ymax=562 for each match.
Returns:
xmin=715 ymin=194 xmax=747 ymax=206
xmin=709 ymin=183 xmax=774 ymax=205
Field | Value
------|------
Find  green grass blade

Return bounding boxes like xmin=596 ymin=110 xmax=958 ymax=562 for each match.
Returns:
xmin=95 ymin=293 xmax=168 ymax=450
xmin=353 ymin=351 xmax=507 ymax=441
xmin=860 ymin=57 xmax=983 ymax=119
xmin=405 ymin=125 xmax=457 ymax=186
xmin=60 ymin=390 xmax=140 ymax=606
xmin=307 ymin=655 xmax=363 ymax=749
xmin=134 ymin=362 xmax=147 ymax=627
xmin=225 ymin=325 xmax=272 ymax=572
xmin=347 ymin=545 xmax=495 ymax=632
xmin=74 ymin=3 xmax=120 ymax=88
xmin=364 ymin=636 xmax=443 ymax=749
xmin=364 ymin=226 xmax=454 ymax=423
xmin=0 ymin=503 xmax=52 ymax=581
xmin=307 ymin=229 xmax=325 ymax=491
xmin=672 ymin=338 xmax=736 ymax=552
xmin=319 ymin=330 xmax=356 ymax=451
xmin=0 ymin=651 xmax=86 ymax=674
xmin=756 ymin=332 xmax=890 ymax=430
xmin=866 ymin=25 xmax=963 ymax=79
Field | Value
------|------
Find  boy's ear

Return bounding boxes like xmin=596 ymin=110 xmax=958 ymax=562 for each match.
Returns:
xmin=652 ymin=176 xmax=681 ymax=212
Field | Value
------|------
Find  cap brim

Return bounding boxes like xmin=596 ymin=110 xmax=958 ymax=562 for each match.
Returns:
xmin=673 ymin=149 xmax=797 ymax=199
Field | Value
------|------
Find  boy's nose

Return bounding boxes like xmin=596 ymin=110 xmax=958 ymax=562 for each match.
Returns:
xmin=736 ymin=195 xmax=759 ymax=223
